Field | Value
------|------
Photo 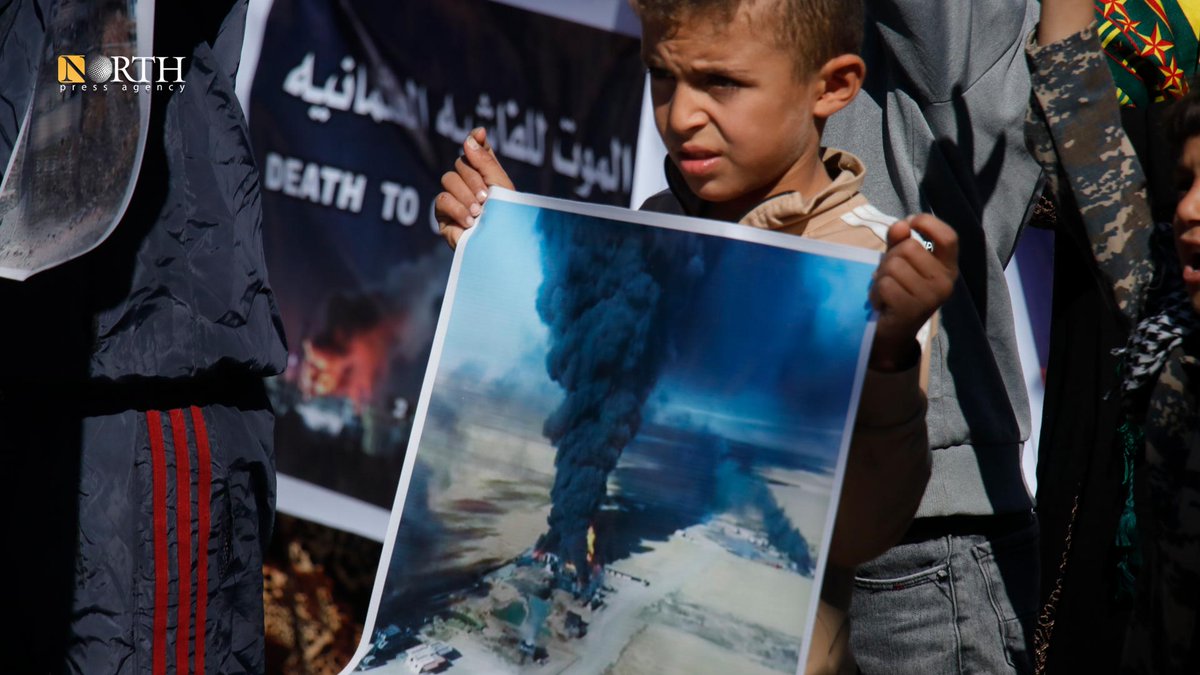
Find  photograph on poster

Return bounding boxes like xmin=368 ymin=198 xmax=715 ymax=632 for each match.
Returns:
xmin=344 ymin=189 xmax=879 ymax=675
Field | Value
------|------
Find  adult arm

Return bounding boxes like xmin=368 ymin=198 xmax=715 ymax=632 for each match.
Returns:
xmin=1025 ymin=12 xmax=1155 ymax=323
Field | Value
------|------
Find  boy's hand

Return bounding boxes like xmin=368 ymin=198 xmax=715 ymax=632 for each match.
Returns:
xmin=434 ymin=127 xmax=515 ymax=248
xmin=869 ymin=214 xmax=959 ymax=372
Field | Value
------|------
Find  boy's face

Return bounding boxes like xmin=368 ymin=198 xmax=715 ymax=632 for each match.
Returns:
xmin=1176 ymin=135 xmax=1200 ymax=313
xmin=641 ymin=4 xmax=825 ymax=219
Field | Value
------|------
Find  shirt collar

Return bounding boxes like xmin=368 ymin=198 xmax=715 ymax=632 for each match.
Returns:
xmin=663 ymin=147 xmax=867 ymax=233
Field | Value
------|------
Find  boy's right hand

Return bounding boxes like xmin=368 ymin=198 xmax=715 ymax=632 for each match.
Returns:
xmin=435 ymin=127 xmax=515 ymax=248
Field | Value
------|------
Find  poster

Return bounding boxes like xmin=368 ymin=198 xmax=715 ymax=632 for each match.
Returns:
xmin=343 ymin=189 xmax=880 ymax=674
xmin=248 ymin=0 xmax=646 ymax=511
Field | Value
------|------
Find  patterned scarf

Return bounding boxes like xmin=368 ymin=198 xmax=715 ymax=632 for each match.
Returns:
xmin=1117 ymin=224 xmax=1200 ymax=412
xmin=1120 ymin=286 xmax=1200 ymax=403
xmin=1111 ymin=221 xmax=1200 ymax=599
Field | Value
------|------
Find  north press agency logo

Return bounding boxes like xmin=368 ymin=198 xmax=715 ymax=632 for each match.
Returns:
xmin=57 ymin=54 xmax=187 ymax=93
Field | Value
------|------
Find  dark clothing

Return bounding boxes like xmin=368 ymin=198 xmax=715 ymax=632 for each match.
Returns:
xmin=0 ymin=0 xmax=287 ymax=383
xmin=1023 ymin=23 xmax=1155 ymax=673
xmin=7 ymin=397 xmax=275 ymax=675
xmin=1029 ymin=246 xmax=1135 ymax=674
xmin=1131 ymin=334 xmax=1200 ymax=672
xmin=1026 ymin=23 xmax=1200 ymax=674
xmin=0 ymin=1 xmax=285 ymax=672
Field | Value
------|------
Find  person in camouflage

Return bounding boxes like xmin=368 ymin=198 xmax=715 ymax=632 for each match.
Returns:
xmin=1026 ymin=7 xmax=1200 ymax=672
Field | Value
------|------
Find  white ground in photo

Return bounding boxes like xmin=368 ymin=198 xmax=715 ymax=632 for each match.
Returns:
xmin=402 ymin=522 xmax=811 ymax=674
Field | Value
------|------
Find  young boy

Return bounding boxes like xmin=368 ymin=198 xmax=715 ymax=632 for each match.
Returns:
xmin=1028 ymin=1 xmax=1200 ymax=670
xmin=436 ymin=0 xmax=958 ymax=671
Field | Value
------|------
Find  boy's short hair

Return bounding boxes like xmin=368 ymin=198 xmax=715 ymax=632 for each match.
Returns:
xmin=1165 ymin=77 xmax=1200 ymax=161
xmin=630 ymin=0 xmax=864 ymax=75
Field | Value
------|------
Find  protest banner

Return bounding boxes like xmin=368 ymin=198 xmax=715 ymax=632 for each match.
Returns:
xmin=247 ymin=0 xmax=645 ymax=522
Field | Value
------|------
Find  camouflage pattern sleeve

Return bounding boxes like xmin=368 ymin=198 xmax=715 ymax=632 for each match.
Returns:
xmin=1024 ymin=24 xmax=1154 ymax=324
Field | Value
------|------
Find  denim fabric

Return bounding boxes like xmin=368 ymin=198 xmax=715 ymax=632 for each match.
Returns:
xmin=848 ymin=520 xmax=1039 ymax=674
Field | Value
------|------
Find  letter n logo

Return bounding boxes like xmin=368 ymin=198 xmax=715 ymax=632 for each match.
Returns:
xmin=57 ymin=55 xmax=86 ymax=84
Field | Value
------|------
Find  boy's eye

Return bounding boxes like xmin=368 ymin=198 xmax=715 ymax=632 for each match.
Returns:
xmin=647 ymin=67 xmax=673 ymax=81
xmin=704 ymin=74 xmax=743 ymax=91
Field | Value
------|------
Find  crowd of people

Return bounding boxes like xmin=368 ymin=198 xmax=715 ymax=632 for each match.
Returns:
xmin=3 ymin=0 xmax=1198 ymax=672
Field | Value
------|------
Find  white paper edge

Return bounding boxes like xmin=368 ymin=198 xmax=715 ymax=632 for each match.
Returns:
xmin=340 ymin=188 xmax=882 ymax=674
xmin=795 ymin=319 xmax=877 ymax=674
xmin=277 ymin=474 xmax=390 ymax=542
xmin=487 ymin=187 xmax=882 ymax=265
xmin=0 ymin=0 xmax=155 ymax=282
xmin=486 ymin=0 xmax=639 ymax=37
xmin=628 ymin=74 xmax=669 ymax=210
xmin=1004 ymin=257 xmax=1041 ymax=498
xmin=338 ymin=190 xmax=479 ymax=674
xmin=235 ymin=0 xmax=275 ymax=120
xmin=0 ymin=98 xmax=33 ymax=275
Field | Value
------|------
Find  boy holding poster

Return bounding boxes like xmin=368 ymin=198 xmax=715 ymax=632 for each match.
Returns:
xmin=435 ymin=0 xmax=958 ymax=671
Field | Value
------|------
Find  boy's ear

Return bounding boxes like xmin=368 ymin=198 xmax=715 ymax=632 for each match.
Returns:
xmin=812 ymin=54 xmax=866 ymax=120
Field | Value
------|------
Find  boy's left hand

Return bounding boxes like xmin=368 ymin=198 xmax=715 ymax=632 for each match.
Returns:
xmin=869 ymin=214 xmax=959 ymax=372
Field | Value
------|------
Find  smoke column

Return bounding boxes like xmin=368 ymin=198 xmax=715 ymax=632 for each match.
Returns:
xmin=714 ymin=440 xmax=815 ymax=576
xmin=534 ymin=211 xmax=706 ymax=575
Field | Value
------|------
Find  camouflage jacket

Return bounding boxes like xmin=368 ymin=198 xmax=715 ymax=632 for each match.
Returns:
xmin=1026 ymin=24 xmax=1200 ymax=673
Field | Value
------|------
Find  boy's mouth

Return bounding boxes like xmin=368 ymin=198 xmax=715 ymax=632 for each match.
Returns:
xmin=676 ymin=146 xmax=721 ymax=177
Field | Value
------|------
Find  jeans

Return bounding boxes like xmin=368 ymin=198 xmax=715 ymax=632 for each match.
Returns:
xmin=848 ymin=516 xmax=1039 ymax=674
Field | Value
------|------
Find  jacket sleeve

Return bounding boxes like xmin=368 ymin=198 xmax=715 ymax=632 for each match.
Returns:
xmin=1024 ymin=23 xmax=1155 ymax=324
xmin=827 ymin=360 xmax=930 ymax=569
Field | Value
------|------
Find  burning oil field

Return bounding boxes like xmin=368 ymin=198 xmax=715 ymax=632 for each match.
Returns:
xmin=352 ymin=198 xmax=876 ymax=674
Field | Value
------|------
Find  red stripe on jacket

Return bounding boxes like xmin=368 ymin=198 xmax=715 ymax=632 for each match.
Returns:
xmin=146 ymin=411 xmax=169 ymax=675
xmin=169 ymin=409 xmax=193 ymax=675
xmin=190 ymin=406 xmax=212 ymax=675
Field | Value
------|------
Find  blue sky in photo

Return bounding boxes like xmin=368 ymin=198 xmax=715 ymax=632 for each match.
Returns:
xmin=437 ymin=201 xmax=551 ymax=387
xmin=434 ymin=198 xmax=876 ymax=466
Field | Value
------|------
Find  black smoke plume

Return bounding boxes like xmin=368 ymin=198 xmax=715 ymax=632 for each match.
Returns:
xmin=533 ymin=211 xmax=707 ymax=576
xmin=714 ymin=440 xmax=815 ymax=576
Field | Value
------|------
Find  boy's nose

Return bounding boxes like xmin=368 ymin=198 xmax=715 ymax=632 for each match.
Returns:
xmin=666 ymin=85 xmax=707 ymax=136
